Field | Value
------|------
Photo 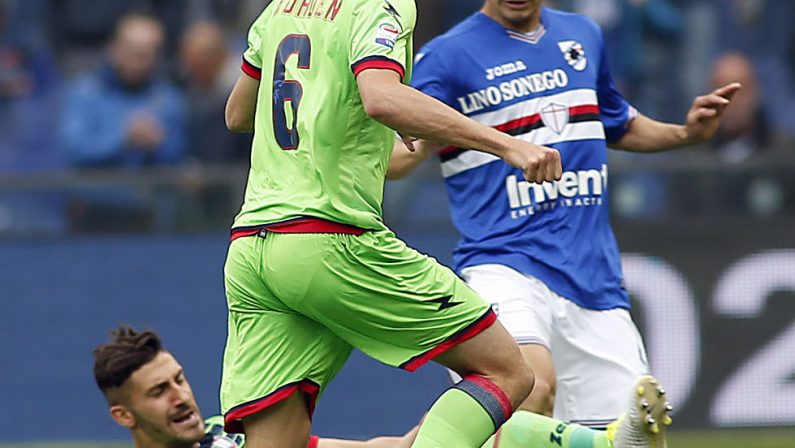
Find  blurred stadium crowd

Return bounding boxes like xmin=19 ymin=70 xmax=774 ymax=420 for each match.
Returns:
xmin=1 ymin=0 xmax=794 ymax=235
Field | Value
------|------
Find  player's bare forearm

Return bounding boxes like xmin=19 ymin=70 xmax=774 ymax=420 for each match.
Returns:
xmin=357 ymin=70 xmax=516 ymax=156
xmin=611 ymin=114 xmax=689 ymax=153
xmin=613 ymin=83 xmax=742 ymax=153
xmin=357 ymin=69 xmax=562 ymax=184
xmin=225 ymin=74 xmax=259 ymax=132
xmin=386 ymin=138 xmax=440 ymax=180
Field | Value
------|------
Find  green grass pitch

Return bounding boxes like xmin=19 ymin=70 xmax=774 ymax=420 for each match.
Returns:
xmin=2 ymin=429 xmax=795 ymax=448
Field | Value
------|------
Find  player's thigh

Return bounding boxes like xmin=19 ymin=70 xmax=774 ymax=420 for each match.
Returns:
xmin=243 ymin=392 xmax=312 ymax=448
xmin=222 ymin=237 xmax=353 ymax=430
xmin=461 ymin=264 xmax=555 ymax=348
xmin=266 ymin=230 xmax=493 ymax=371
xmin=433 ymin=317 xmax=527 ymax=379
xmin=446 ymin=344 xmax=553 ymax=391
xmin=551 ymin=300 xmax=649 ymax=426
xmin=434 ymin=319 xmax=535 ymax=410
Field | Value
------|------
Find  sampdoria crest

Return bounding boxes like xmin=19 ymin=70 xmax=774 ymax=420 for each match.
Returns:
xmin=558 ymin=40 xmax=587 ymax=72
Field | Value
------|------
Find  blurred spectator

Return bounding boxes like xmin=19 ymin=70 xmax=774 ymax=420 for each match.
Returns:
xmin=59 ymin=13 xmax=187 ymax=232
xmin=179 ymin=21 xmax=249 ymax=163
xmin=0 ymin=0 xmax=60 ymax=171
xmin=172 ymin=21 xmax=251 ymax=229
xmin=709 ymin=52 xmax=768 ymax=164
xmin=709 ymin=52 xmax=792 ymax=216
xmin=715 ymin=0 xmax=795 ymax=141
xmin=50 ymin=0 xmax=188 ymax=75
xmin=60 ymin=13 xmax=187 ymax=169
xmin=0 ymin=0 xmax=66 ymax=235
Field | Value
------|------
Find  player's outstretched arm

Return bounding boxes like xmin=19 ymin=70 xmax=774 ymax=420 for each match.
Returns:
xmin=386 ymin=138 xmax=442 ymax=180
xmin=225 ymin=74 xmax=260 ymax=133
xmin=612 ymin=83 xmax=742 ymax=153
xmin=357 ymin=69 xmax=562 ymax=184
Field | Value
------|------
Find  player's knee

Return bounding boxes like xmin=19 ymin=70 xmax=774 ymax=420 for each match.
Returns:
xmin=499 ymin=356 xmax=535 ymax=409
xmin=516 ymin=363 xmax=536 ymax=403
xmin=522 ymin=377 xmax=555 ymax=415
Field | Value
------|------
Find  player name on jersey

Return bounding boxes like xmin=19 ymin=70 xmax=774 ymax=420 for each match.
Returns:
xmin=457 ymin=68 xmax=569 ymax=115
xmin=275 ymin=0 xmax=343 ymax=22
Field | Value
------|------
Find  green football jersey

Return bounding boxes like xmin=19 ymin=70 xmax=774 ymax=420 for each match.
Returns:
xmin=233 ymin=0 xmax=416 ymax=231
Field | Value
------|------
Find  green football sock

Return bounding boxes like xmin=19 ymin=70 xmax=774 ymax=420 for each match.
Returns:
xmin=481 ymin=411 xmax=612 ymax=448
xmin=412 ymin=387 xmax=502 ymax=447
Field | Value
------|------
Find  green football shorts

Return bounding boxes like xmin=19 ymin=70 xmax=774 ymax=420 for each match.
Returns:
xmin=220 ymin=225 xmax=495 ymax=431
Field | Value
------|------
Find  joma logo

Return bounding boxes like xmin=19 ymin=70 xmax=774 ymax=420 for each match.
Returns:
xmin=486 ymin=60 xmax=528 ymax=80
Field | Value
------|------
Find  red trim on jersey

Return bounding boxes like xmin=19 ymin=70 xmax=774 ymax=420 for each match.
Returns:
xmin=495 ymin=113 xmax=543 ymax=133
xmin=224 ymin=380 xmax=320 ymax=433
xmin=230 ymin=218 xmax=368 ymax=241
xmin=308 ymin=436 xmax=320 ymax=448
xmin=439 ymin=104 xmax=601 ymax=158
xmin=569 ymin=104 xmax=600 ymax=116
xmin=494 ymin=104 xmax=600 ymax=133
xmin=266 ymin=218 xmax=367 ymax=235
xmin=438 ymin=145 xmax=458 ymax=155
xmin=464 ymin=374 xmax=513 ymax=420
xmin=230 ymin=228 xmax=261 ymax=241
xmin=241 ymin=58 xmax=262 ymax=80
xmin=352 ymin=57 xmax=406 ymax=80
xmin=400 ymin=310 xmax=498 ymax=372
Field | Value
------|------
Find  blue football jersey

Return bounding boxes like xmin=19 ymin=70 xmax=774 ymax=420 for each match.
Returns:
xmin=411 ymin=8 xmax=636 ymax=310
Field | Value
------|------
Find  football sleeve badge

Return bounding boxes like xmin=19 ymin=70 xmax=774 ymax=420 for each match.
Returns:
xmin=375 ymin=22 xmax=400 ymax=49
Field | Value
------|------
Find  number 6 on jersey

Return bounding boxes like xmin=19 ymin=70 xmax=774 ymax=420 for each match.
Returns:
xmin=273 ymin=34 xmax=311 ymax=150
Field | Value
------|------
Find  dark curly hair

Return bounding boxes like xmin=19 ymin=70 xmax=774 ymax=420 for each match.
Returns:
xmin=93 ymin=325 xmax=163 ymax=398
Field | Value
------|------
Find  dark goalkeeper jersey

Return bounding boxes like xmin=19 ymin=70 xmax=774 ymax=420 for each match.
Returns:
xmin=201 ymin=415 xmax=244 ymax=447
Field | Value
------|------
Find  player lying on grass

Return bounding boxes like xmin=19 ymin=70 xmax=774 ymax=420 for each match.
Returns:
xmin=93 ymin=325 xmax=672 ymax=448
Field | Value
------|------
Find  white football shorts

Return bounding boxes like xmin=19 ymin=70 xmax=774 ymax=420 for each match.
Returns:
xmin=460 ymin=263 xmax=650 ymax=427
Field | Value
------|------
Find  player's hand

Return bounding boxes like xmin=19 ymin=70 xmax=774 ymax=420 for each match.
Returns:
xmin=684 ymin=83 xmax=741 ymax=144
xmin=504 ymin=140 xmax=562 ymax=184
xmin=398 ymin=132 xmax=418 ymax=152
